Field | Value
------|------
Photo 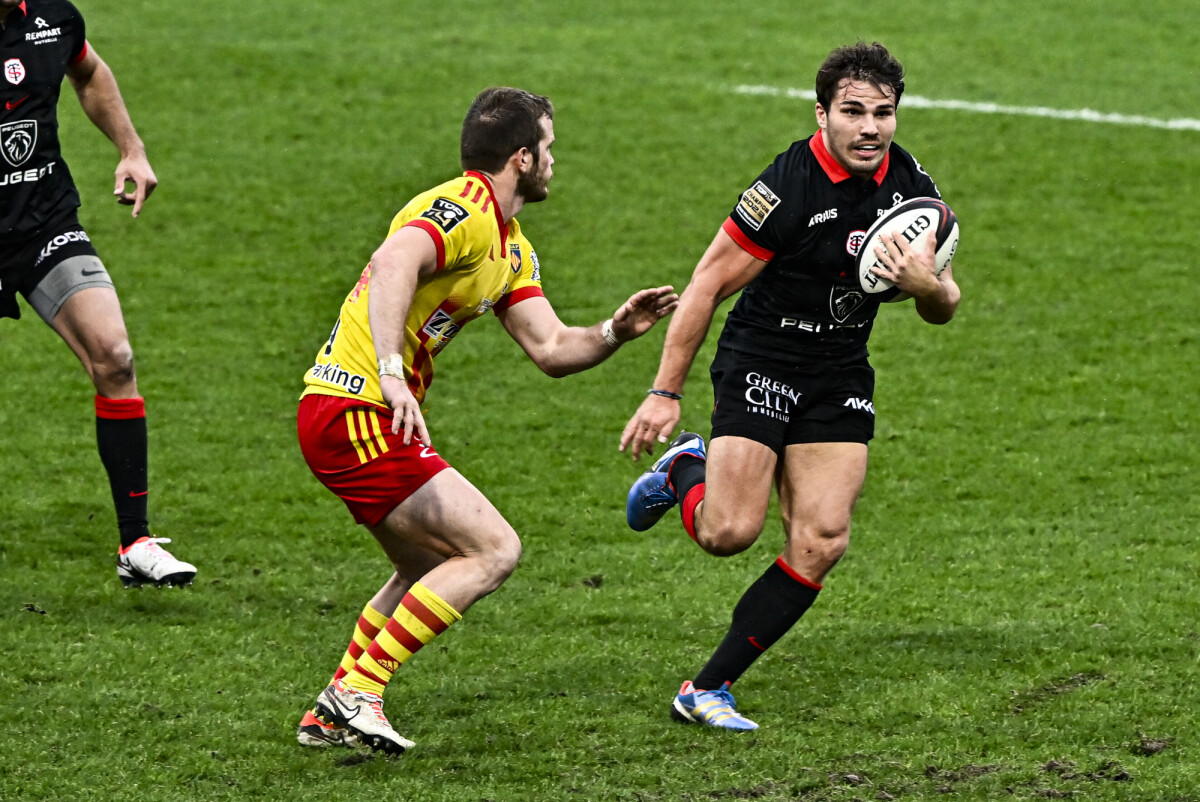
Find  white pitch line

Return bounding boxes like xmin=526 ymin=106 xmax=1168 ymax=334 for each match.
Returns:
xmin=733 ymin=84 xmax=1200 ymax=132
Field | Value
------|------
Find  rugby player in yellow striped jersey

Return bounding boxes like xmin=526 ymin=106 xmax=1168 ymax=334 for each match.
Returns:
xmin=296 ymin=87 xmax=678 ymax=754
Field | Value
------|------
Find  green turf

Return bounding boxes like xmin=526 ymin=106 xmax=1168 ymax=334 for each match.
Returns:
xmin=2 ymin=1 xmax=1199 ymax=799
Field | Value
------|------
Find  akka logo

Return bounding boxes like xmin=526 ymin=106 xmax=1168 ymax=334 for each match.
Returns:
xmin=846 ymin=230 xmax=866 ymax=256
xmin=529 ymin=249 xmax=541 ymax=281
xmin=1 ymin=120 xmax=37 ymax=167
xmin=830 ymin=287 xmax=866 ymax=322
xmin=843 ymin=397 xmax=875 ymax=415
xmin=4 ymin=58 xmax=26 ymax=85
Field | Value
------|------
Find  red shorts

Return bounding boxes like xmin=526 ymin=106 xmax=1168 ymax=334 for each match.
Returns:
xmin=297 ymin=393 xmax=451 ymax=526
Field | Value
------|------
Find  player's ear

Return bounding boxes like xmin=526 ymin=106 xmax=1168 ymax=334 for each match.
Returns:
xmin=814 ymin=102 xmax=827 ymax=129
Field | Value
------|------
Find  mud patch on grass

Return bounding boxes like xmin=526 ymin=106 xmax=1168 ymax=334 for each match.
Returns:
xmin=1011 ymin=672 xmax=1105 ymax=714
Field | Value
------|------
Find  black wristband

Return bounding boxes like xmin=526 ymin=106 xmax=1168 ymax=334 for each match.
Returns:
xmin=647 ymin=389 xmax=683 ymax=400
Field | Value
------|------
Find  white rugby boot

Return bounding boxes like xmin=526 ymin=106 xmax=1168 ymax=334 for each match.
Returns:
xmin=116 ymin=537 xmax=197 ymax=588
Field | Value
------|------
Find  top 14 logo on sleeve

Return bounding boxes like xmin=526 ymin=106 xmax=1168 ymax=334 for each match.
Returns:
xmin=420 ymin=198 xmax=469 ymax=233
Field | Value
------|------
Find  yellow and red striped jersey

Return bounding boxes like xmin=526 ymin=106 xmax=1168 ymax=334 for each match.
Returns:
xmin=302 ymin=171 xmax=544 ymax=406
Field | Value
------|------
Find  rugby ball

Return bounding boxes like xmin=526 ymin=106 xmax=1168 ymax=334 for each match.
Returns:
xmin=856 ymin=197 xmax=958 ymax=299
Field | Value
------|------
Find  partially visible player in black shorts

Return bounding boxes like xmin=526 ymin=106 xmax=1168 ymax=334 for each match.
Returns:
xmin=1 ymin=0 xmax=195 ymax=587
xmin=620 ymin=41 xmax=962 ymax=730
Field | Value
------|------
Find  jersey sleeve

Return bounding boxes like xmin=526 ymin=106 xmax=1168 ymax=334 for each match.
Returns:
xmin=722 ymin=147 xmax=807 ymax=262
xmin=395 ymin=195 xmax=492 ymax=272
xmin=900 ymin=147 xmax=942 ymax=200
xmin=65 ymin=1 xmax=88 ymax=63
xmin=494 ymin=229 xmax=544 ymax=314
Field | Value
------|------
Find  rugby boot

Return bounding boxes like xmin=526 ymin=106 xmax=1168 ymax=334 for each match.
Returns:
xmin=625 ymin=431 xmax=706 ymax=531
xmin=314 ymin=679 xmax=414 ymax=755
xmin=117 ymin=537 xmax=197 ymax=588
xmin=296 ymin=708 xmax=360 ymax=748
xmin=670 ymin=680 xmax=758 ymax=731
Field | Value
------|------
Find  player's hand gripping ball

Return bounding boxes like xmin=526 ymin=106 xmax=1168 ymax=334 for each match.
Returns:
xmin=856 ymin=197 xmax=959 ymax=301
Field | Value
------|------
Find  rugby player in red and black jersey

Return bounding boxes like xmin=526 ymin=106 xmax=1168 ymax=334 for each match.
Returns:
xmin=2 ymin=0 xmax=195 ymax=587
xmin=622 ymin=42 xmax=961 ymax=730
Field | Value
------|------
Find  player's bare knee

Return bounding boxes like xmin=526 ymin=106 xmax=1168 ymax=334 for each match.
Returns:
xmin=700 ymin=518 xmax=762 ymax=557
xmin=477 ymin=529 xmax=522 ymax=589
xmin=801 ymin=525 xmax=850 ymax=566
xmin=90 ymin=340 xmax=136 ymax=389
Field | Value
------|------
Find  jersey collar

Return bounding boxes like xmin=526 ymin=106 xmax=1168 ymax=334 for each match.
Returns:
xmin=464 ymin=170 xmax=508 ymax=252
xmin=810 ymin=132 xmax=890 ymax=186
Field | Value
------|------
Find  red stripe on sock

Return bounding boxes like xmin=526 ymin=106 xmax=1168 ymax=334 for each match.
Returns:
xmin=95 ymin=395 xmax=146 ymax=420
xmin=401 ymin=593 xmax=451 ymax=635
xmin=775 ymin=556 xmax=823 ymax=590
xmin=382 ymin=618 xmax=426 ymax=656
xmin=681 ymin=483 xmax=705 ymax=541
xmin=350 ymin=662 xmax=389 ymax=688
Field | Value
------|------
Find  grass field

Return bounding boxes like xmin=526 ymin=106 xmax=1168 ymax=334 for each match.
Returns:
xmin=3 ymin=1 xmax=1199 ymax=799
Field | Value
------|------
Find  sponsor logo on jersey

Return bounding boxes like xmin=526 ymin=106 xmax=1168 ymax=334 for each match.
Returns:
xmin=743 ymin=370 xmax=799 ymax=422
xmin=1 ymin=120 xmax=37 ymax=166
xmin=843 ymin=397 xmax=876 ymax=415
xmin=25 ymin=25 xmax=63 ymax=44
xmin=877 ymin=193 xmax=907 ymax=218
xmin=34 ymin=228 xmax=91 ymax=267
xmin=420 ymin=198 xmax=469 ymax=233
xmin=0 ymin=162 xmax=53 ymax=187
xmin=509 ymin=243 xmax=521 ymax=273
xmin=529 ymin=249 xmax=541 ymax=282
xmin=734 ymin=180 xmax=781 ymax=231
xmin=309 ymin=361 xmax=367 ymax=395
xmin=846 ymin=230 xmax=866 ymax=256
xmin=830 ymin=287 xmax=866 ymax=322
xmin=422 ymin=307 xmax=461 ymax=356
xmin=4 ymin=58 xmax=26 ymax=85
xmin=807 ymin=207 xmax=838 ymax=228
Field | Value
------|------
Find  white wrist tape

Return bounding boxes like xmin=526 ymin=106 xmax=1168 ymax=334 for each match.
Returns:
xmin=601 ymin=318 xmax=620 ymax=347
xmin=378 ymin=353 xmax=406 ymax=380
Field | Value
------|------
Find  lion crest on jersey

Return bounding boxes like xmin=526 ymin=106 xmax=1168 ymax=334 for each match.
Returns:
xmin=830 ymin=287 xmax=866 ymax=322
xmin=1 ymin=120 xmax=36 ymax=167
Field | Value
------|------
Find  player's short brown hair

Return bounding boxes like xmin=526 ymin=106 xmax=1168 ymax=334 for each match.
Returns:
xmin=815 ymin=42 xmax=905 ymax=110
xmin=461 ymin=87 xmax=554 ymax=173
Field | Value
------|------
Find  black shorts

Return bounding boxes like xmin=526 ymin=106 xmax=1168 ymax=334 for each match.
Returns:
xmin=0 ymin=209 xmax=103 ymax=321
xmin=709 ymin=348 xmax=876 ymax=454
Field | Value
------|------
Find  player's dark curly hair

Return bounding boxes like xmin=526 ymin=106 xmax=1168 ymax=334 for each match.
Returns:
xmin=815 ymin=42 xmax=905 ymax=110
xmin=461 ymin=87 xmax=554 ymax=173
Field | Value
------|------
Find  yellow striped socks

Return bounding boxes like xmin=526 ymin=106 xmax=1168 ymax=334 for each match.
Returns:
xmin=341 ymin=583 xmax=461 ymax=696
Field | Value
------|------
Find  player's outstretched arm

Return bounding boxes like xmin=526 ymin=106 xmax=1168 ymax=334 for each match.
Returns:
xmin=619 ymin=228 xmax=767 ymax=460
xmin=370 ymin=227 xmax=439 ymax=444
xmin=497 ymin=286 xmax=677 ymax=379
xmin=67 ymin=46 xmax=156 ymax=217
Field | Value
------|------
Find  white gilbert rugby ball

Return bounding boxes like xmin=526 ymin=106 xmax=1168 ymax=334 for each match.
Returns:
xmin=856 ymin=197 xmax=959 ymax=300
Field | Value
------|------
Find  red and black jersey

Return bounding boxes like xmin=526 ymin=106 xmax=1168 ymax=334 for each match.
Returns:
xmin=718 ymin=133 xmax=941 ymax=365
xmin=1 ymin=0 xmax=87 ymax=244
